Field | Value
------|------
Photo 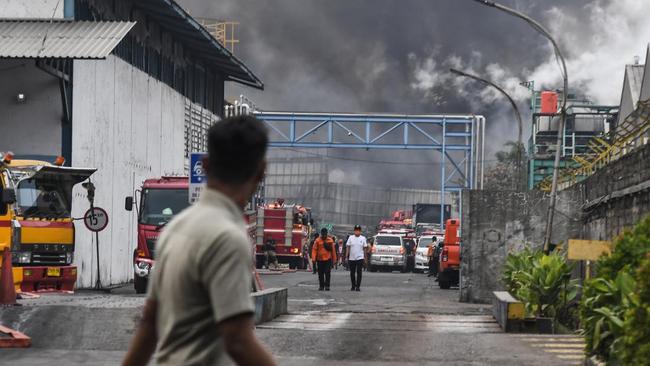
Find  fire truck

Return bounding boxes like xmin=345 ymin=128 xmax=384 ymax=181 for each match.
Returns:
xmin=125 ymin=176 xmax=189 ymax=293
xmin=125 ymin=176 xmax=259 ymax=293
xmin=255 ymin=200 xmax=311 ymax=270
xmin=0 ymin=152 xmax=96 ymax=292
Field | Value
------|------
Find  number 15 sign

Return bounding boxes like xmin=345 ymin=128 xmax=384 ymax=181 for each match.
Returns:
xmin=84 ymin=207 xmax=109 ymax=232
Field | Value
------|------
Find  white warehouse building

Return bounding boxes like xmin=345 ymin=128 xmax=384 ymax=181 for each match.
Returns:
xmin=0 ymin=0 xmax=263 ymax=287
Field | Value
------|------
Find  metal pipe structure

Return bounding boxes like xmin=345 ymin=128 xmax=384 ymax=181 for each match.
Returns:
xmin=471 ymin=0 xmax=568 ymax=254
xmin=449 ymin=68 xmax=524 ymax=190
xmin=255 ymin=112 xmax=486 ymax=227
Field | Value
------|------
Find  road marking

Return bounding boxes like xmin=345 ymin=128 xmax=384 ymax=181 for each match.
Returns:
xmin=531 ymin=343 xmax=584 ymax=348
xmin=513 ymin=334 xmax=585 ymax=365
xmin=258 ymin=312 xmax=501 ymax=333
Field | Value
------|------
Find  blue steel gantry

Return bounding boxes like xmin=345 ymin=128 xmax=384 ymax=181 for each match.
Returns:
xmin=254 ymin=112 xmax=486 ymax=227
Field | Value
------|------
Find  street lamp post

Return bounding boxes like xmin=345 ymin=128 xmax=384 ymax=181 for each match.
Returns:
xmin=470 ymin=0 xmax=568 ymax=254
xmin=449 ymin=68 xmax=524 ymax=191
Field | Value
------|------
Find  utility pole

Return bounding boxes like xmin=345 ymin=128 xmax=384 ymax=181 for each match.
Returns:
xmin=449 ymin=68 xmax=524 ymax=191
xmin=470 ymin=0 xmax=568 ymax=254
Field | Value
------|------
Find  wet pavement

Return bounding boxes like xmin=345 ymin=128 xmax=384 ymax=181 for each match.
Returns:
xmin=0 ymin=269 xmax=584 ymax=365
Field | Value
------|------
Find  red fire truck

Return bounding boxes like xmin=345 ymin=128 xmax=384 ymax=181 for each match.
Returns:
xmin=125 ymin=177 xmax=189 ymax=293
xmin=255 ymin=200 xmax=311 ymax=270
xmin=125 ymin=176 xmax=260 ymax=293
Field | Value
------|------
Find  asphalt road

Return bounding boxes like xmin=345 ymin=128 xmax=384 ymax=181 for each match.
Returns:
xmin=0 ymin=269 xmax=585 ymax=365
xmin=256 ymin=269 xmax=583 ymax=365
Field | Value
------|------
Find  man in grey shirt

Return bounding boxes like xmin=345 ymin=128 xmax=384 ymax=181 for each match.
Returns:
xmin=123 ymin=116 xmax=276 ymax=366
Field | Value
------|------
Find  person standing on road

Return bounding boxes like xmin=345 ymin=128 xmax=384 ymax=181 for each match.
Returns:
xmin=122 ymin=116 xmax=276 ymax=366
xmin=264 ymin=236 xmax=279 ymax=270
xmin=302 ymin=240 xmax=310 ymax=270
xmin=309 ymin=233 xmax=319 ymax=274
xmin=312 ymin=228 xmax=336 ymax=291
xmin=337 ymin=239 xmax=344 ymax=268
xmin=427 ymin=236 xmax=439 ymax=278
xmin=345 ymin=225 xmax=368 ymax=291
xmin=334 ymin=239 xmax=340 ymax=270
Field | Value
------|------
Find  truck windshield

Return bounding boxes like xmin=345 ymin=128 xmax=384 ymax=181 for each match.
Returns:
xmin=16 ymin=178 xmax=71 ymax=219
xmin=140 ymin=188 xmax=189 ymax=226
xmin=375 ymin=236 xmax=402 ymax=246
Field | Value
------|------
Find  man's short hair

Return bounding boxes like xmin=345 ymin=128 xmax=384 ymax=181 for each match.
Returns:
xmin=207 ymin=115 xmax=268 ymax=184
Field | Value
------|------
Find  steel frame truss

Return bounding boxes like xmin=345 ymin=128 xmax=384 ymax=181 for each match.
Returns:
xmin=254 ymin=112 xmax=486 ymax=227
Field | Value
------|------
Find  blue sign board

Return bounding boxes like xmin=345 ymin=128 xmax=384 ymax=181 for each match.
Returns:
xmin=189 ymin=152 xmax=207 ymax=203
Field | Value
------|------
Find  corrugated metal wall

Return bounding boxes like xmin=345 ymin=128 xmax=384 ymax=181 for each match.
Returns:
xmin=264 ymin=152 xmax=457 ymax=231
xmin=72 ymin=55 xmax=217 ymax=288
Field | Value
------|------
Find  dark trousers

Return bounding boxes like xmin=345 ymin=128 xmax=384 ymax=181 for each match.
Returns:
xmin=429 ymin=257 xmax=439 ymax=276
xmin=317 ymin=260 xmax=332 ymax=289
xmin=349 ymin=259 xmax=363 ymax=288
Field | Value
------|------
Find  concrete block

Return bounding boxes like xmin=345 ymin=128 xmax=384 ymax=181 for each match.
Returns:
xmin=251 ymin=287 xmax=288 ymax=325
xmin=492 ymin=291 xmax=524 ymax=332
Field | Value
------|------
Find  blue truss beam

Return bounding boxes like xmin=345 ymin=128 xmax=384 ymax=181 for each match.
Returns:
xmin=254 ymin=112 xmax=485 ymax=227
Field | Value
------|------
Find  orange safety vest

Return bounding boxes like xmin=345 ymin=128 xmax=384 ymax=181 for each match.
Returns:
xmin=312 ymin=236 xmax=336 ymax=262
xmin=427 ymin=244 xmax=435 ymax=258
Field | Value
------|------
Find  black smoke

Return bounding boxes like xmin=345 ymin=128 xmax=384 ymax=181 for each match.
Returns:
xmin=179 ymin=0 xmax=616 ymax=189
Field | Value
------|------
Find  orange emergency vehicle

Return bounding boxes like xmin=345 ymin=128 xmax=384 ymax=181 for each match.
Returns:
xmin=438 ymin=219 xmax=461 ymax=289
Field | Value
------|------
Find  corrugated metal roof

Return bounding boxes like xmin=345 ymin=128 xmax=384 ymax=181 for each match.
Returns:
xmin=133 ymin=0 xmax=263 ymax=90
xmin=0 ymin=20 xmax=135 ymax=59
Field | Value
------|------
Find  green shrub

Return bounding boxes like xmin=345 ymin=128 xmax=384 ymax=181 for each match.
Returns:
xmin=620 ymin=256 xmax=650 ymax=364
xmin=515 ymin=251 xmax=577 ymax=318
xmin=502 ymin=247 xmax=539 ymax=296
xmin=503 ymin=249 xmax=577 ymax=319
xmin=580 ymin=271 xmax=635 ymax=362
xmin=580 ymin=215 xmax=650 ymax=362
xmin=595 ymin=215 xmax=650 ymax=280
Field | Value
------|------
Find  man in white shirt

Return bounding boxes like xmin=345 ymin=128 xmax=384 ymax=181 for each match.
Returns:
xmin=345 ymin=225 xmax=368 ymax=292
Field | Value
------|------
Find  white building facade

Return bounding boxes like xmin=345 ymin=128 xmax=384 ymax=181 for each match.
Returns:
xmin=0 ymin=0 xmax=263 ymax=287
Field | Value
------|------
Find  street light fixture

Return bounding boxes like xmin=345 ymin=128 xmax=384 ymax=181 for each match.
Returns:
xmin=449 ymin=68 xmax=524 ymax=191
xmin=470 ymin=0 xmax=569 ymax=254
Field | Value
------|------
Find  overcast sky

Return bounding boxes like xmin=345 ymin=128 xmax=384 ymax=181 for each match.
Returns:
xmin=180 ymin=0 xmax=649 ymax=189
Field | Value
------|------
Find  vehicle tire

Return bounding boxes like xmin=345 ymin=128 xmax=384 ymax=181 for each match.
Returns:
xmin=134 ymin=275 xmax=148 ymax=294
xmin=400 ymin=265 xmax=407 ymax=273
xmin=255 ymin=256 xmax=264 ymax=269
xmin=369 ymin=265 xmax=377 ymax=272
xmin=289 ymin=260 xmax=297 ymax=270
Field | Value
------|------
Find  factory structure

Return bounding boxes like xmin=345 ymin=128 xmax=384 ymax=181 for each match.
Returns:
xmin=526 ymin=47 xmax=650 ymax=190
xmin=0 ymin=0 xmax=262 ymax=287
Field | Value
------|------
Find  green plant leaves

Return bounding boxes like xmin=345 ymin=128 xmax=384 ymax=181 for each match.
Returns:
xmin=579 ymin=215 xmax=650 ymax=363
xmin=502 ymin=248 xmax=576 ymax=319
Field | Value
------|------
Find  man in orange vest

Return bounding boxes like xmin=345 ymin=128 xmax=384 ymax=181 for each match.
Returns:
xmin=427 ymin=236 xmax=440 ymax=277
xmin=312 ymin=228 xmax=336 ymax=291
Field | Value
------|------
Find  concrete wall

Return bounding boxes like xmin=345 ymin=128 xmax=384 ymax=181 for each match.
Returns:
xmin=0 ymin=60 xmax=62 ymax=157
xmin=460 ymin=143 xmax=650 ymax=303
xmin=1 ymin=0 xmax=66 ymax=18
xmin=71 ymin=55 xmax=187 ymax=288
xmin=459 ymin=189 xmax=582 ymax=304
xmin=265 ymin=155 xmax=457 ymax=230
xmin=579 ymin=141 xmax=650 ymax=240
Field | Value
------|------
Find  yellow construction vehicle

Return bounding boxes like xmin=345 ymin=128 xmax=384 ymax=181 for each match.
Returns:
xmin=0 ymin=152 xmax=95 ymax=292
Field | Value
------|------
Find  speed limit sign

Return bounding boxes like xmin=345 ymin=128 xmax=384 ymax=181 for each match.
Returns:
xmin=84 ymin=207 xmax=109 ymax=232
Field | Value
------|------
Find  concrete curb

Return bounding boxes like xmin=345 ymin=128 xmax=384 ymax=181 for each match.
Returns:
xmin=584 ymin=355 xmax=606 ymax=366
xmin=492 ymin=291 xmax=525 ymax=332
xmin=252 ymin=287 xmax=288 ymax=325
